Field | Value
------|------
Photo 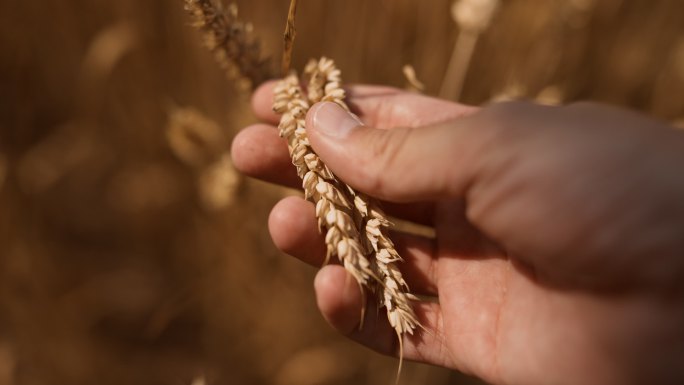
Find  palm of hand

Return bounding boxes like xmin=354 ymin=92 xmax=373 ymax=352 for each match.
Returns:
xmin=431 ymin=202 xmax=629 ymax=385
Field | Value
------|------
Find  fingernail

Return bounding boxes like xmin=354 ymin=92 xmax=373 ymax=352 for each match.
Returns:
xmin=312 ymin=102 xmax=363 ymax=138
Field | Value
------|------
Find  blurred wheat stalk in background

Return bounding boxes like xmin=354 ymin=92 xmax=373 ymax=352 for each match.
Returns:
xmin=185 ymin=0 xmax=274 ymax=90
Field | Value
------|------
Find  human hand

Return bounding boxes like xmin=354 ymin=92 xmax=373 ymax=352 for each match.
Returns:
xmin=231 ymin=83 xmax=684 ymax=385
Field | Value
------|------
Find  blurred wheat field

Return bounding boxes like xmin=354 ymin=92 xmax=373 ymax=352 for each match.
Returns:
xmin=0 ymin=1 xmax=683 ymax=385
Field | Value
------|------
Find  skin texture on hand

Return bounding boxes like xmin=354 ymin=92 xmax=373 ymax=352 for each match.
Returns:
xmin=231 ymin=82 xmax=684 ymax=385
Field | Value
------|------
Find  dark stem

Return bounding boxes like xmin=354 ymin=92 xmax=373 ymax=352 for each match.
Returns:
xmin=282 ymin=0 xmax=299 ymax=76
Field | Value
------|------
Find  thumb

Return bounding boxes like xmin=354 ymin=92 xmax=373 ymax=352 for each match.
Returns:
xmin=305 ymin=102 xmax=486 ymax=202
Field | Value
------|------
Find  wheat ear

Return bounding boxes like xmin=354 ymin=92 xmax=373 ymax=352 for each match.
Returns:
xmin=273 ymin=58 xmax=420 ymax=347
xmin=274 ymin=71 xmax=376 ymax=289
xmin=184 ymin=0 xmax=273 ymax=90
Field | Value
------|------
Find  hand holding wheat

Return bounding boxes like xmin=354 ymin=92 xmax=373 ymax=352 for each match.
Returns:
xmin=233 ymin=85 xmax=684 ymax=385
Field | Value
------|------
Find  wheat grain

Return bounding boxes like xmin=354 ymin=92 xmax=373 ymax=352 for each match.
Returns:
xmin=273 ymin=58 xmax=420 ymax=350
xmin=184 ymin=0 xmax=273 ymax=90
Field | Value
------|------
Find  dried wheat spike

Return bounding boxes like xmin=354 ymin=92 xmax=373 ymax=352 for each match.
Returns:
xmin=358 ymin=197 xmax=420 ymax=336
xmin=185 ymin=0 xmax=273 ymax=90
xmin=274 ymin=74 xmax=376 ymax=287
xmin=303 ymin=58 xmax=420 ymax=337
xmin=274 ymin=58 xmax=419 ymax=341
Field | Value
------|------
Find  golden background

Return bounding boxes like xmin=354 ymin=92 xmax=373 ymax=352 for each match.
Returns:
xmin=0 ymin=0 xmax=682 ymax=384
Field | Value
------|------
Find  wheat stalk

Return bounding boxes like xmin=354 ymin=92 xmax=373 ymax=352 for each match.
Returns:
xmin=440 ymin=0 xmax=500 ymax=100
xmin=184 ymin=0 xmax=273 ymax=90
xmin=273 ymin=58 xmax=420 ymax=359
xmin=281 ymin=0 xmax=299 ymax=76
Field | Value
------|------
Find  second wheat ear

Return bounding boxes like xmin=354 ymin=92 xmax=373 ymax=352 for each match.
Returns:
xmin=273 ymin=58 xmax=421 ymax=368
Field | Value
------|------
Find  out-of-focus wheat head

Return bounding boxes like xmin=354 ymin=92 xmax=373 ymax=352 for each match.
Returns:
xmin=199 ymin=153 xmax=240 ymax=210
xmin=167 ymin=106 xmax=225 ymax=167
xmin=536 ymin=86 xmax=564 ymax=106
xmin=184 ymin=0 xmax=274 ymax=90
xmin=273 ymin=58 xmax=420 ymax=344
xmin=167 ymin=106 xmax=240 ymax=210
xmin=16 ymin=123 xmax=101 ymax=195
xmin=452 ymin=0 xmax=500 ymax=33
